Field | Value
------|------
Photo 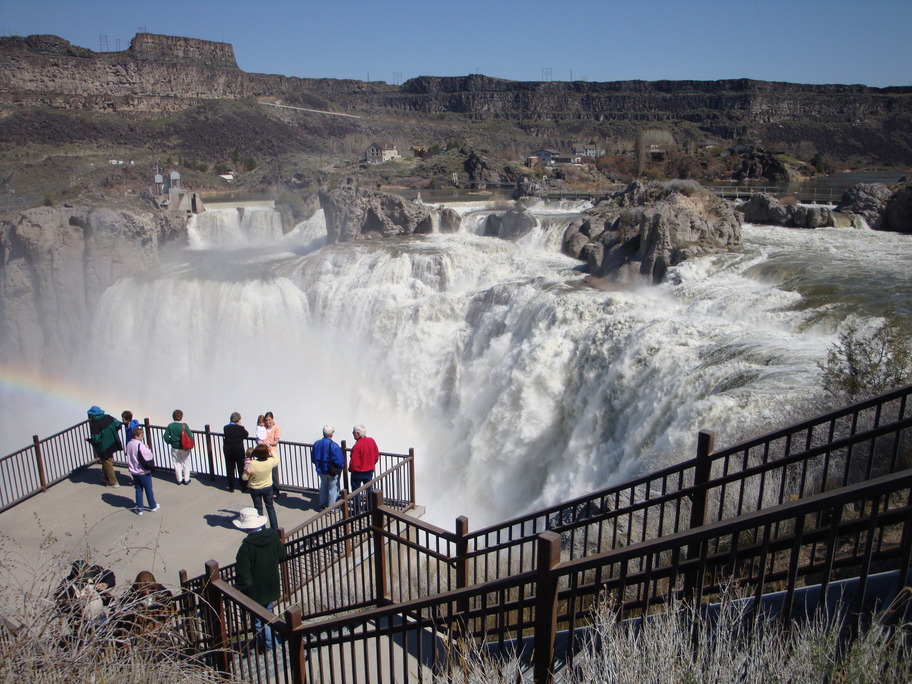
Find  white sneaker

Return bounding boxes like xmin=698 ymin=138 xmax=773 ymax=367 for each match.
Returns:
xmin=150 ymin=504 xmax=161 ymax=512
xmin=134 ymin=508 xmax=144 ymax=516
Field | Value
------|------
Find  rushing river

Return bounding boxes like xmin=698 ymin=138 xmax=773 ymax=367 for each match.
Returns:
xmin=5 ymin=201 xmax=912 ymax=526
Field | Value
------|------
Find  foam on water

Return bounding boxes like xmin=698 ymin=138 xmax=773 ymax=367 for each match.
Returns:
xmin=7 ymin=206 xmax=912 ymax=526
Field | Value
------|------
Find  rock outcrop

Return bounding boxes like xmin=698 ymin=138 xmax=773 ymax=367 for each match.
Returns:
xmin=318 ymin=184 xmax=460 ymax=243
xmin=882 ymin=184 xmax=912 ymax=233
xmin=0 ymin=205 xmax=186 ymax=367
xmin=562 ymin=181 xmax=741 ymax=284
xmin=732 ymin=147 xmax=792 ymax=183
xmin=739 ymin=193 xmax=836 ymax=228
xmin=834 ymin=183 xmax=893 ymax=229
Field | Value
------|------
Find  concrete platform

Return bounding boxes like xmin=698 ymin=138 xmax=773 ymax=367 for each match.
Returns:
xmin=0 ymin=463 xmax=321 ymax=596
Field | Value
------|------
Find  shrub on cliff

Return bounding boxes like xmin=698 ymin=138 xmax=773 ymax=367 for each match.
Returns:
xmin=819 ymin=311 xmax=912 ymax=402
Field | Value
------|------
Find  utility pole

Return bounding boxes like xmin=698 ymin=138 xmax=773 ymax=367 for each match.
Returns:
xmin=99 ymin=35 xmax=108 ymax=52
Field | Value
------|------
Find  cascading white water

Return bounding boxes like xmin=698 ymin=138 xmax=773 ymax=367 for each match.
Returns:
xmin=10 ymin=201 xmax=912 ymax=527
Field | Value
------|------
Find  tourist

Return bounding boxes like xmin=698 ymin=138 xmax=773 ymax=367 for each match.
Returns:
xmin=263 ymin=411 xmax=282 ymax=497
xmin=163 ymin=409 xmax=193 ymax=485
xmin=126 ymin=426 xmax=159 ymax=515
xmin=117 ymin=570 xmax=173 ymax=641
xmin=233 ymin=507 xmax=286 ymax=652
xmin=121 ymin=410 xmax=140 ymax=447
xmin=55 ymin=560 xmax=116 ymax=631
xmin=223 ymin=411 xmax=249 ymax=493
xmin=255 ymin=414 xmax=267 ymax=444
xmin=349 ymin=424 xmax=380 ymax=512
xmin=311 ymin=425 xmax=344 ymax=510
xmin=245 ymin=443 xmax=279 ymax=530
xmin=86 ymin=405 xmax=123 ymax=488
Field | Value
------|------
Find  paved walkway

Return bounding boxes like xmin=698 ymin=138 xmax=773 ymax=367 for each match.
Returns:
xmin=0 ymin=463 xmax=320 ymax=596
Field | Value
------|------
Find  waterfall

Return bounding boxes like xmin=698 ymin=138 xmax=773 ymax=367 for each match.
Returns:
xmin=7 ymin=202 xmax=912 ymax=527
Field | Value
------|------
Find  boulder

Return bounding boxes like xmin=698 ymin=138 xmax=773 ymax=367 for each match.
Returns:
xmin=492 ymin=206 xmax=538 ymax=239
xmin=740 ymin=193 xmax=834 ymax=228
xmin=881 ymin=184 xmax=912 ymax=234
xmin=320 ymin=185 xmax=458 ymax=243
xmin=562 ymin=181 xmax=741 ymax=284
xmin=732 ymin=148 xmax=791 ymax=183
xmin=835 ymin=183 xmax=892 ymax=229
xmin=438 ymin=208 xmax=462 ymax=234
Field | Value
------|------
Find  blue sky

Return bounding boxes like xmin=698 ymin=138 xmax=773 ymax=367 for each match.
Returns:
xmin=1 ymin=0 xmax=910 ymax=87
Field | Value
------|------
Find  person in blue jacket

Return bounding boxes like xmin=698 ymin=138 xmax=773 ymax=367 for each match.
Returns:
xmin=311 ymin=425 xmax=345 ymax=510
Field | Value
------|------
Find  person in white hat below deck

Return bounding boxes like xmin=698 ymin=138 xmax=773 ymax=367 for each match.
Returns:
xmin=233 ymin=507 xmax=286 ymax=651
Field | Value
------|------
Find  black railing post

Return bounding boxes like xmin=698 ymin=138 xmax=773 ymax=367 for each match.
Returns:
xmin=454 ymin=516 xmax=469 ymax=590
xmin=684 ymin=430 xmax=714 ymax=598
xmin=32 ymin=435 xmax=47 ymax=492
xmin=204 ymin=424 xmax=216 ymax=481
xmin=278 ymin=527 xmax=290 ymax=600
xmin=371 ymin=490 xmax=389 ymax=606
xmin=688 ymin=430 xmax=715 ymax=533
xmin=341 ymin=490 xmax=353 ymax=557
xmin=341 ymin=439 xmax=349 ymax=494
xmin=533 ymin=531 xmax=561 ymax=684
xmin=408 ymin=447 xmax=416 ymax=507
xmin=201 ymin=560 xmax=230 ymax=674
xmin=284 ymin=604 xmax=307 ymax=683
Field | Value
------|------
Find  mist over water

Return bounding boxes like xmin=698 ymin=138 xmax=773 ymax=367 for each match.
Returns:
xmin=5 ymin=202 xmax=912 ymax=527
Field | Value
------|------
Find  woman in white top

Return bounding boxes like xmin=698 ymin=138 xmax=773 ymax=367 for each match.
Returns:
xmin=126 ymin=426 xmax=160 ymax=515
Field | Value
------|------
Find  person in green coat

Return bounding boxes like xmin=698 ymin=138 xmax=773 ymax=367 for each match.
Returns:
xmin=163 ymin=409 xmax=193 ymax=485
xmin=233 ymin=507 xmax=286 ymax=651
xmin=86 ymin=406 xmax=123 ymax=487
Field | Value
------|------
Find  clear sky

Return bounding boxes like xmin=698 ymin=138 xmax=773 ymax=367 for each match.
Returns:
xmin=1 ymin=0 xmax=910 ymax=87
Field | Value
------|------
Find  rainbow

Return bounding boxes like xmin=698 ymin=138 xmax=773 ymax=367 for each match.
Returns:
xmin=0 ymin=364 xmax=143 ymax=453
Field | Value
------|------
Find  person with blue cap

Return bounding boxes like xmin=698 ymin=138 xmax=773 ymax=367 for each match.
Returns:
xmin=86 ymin=406 xmax=123 ymax=487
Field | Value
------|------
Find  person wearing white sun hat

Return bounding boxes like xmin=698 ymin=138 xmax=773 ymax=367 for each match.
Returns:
xmin=233 ymin=507 xmax=286 ymax=651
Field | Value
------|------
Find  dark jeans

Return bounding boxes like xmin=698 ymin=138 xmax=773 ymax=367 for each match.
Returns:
xmin=225 ymin=448 xmax=246 ymax=492
xmin=131 ymin=472 xmax=157 ymax=509
xmin=249 ymin=486 xmax=278 ymax=530
xmin=350 ymin=470 xmax=374 ymax=513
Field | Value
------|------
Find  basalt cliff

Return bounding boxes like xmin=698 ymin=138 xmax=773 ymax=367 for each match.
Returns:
xmin=2 ymin=33 xmax=912 ymax=165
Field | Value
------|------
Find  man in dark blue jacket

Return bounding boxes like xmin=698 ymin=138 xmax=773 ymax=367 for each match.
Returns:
xmin=311 ymin=425 xmax=345 ymax=510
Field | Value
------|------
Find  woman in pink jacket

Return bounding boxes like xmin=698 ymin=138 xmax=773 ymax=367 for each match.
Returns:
xmin=126 ymin=426 xmax=160 ymax=515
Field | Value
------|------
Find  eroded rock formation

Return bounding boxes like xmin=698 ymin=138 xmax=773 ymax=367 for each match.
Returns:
xmin=318 ymin=184 xmax=461 ymax=243
xmin=739 ymin=193 xmax=836 ymax=228
xmin=562 ymin=181 xmax=742 ymax=284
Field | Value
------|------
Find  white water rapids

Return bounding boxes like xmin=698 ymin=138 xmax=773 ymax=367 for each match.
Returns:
xmin=7 ymin=201 xmax=912 ymax=526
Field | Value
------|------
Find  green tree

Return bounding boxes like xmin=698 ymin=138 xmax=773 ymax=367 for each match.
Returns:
xmin=819 ymin=311 xmax=912 ymax=401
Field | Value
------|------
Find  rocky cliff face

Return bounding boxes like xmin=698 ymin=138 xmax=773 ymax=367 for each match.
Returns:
xmin=0 ymin=205 xmax=186 ymax=368
xmin=0 ymin=33 xmax=249 ymax=114
xmin=3 ymin=33 xmax=911 ymax=165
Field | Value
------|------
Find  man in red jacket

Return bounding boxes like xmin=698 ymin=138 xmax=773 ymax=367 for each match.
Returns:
xmin=349 ymin=424 xmax=379 ymax=512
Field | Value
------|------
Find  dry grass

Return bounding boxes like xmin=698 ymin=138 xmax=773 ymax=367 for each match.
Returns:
xmin=0 ymin=530 xmax=243 ymax=684
xmin=434 ymin=588 xmax=912 ymax=684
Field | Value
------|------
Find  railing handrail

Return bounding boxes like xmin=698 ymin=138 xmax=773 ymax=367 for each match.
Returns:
xmin=465 ymin=383 xmax=912 ymax=543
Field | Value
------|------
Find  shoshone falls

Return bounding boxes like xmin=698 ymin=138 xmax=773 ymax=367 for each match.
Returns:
xmin=3 ymin=199 xmax=912 ymax=527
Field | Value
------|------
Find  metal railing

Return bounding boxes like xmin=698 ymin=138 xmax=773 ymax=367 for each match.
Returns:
xmin=189 ymin=468 xmax=912 ymax=684
xmin=0 ymin=419 xmax=416 ymax=521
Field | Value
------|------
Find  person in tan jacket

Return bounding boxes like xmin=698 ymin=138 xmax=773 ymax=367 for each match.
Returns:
xmin=244 ymin=443 xmax=279 ymax=530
